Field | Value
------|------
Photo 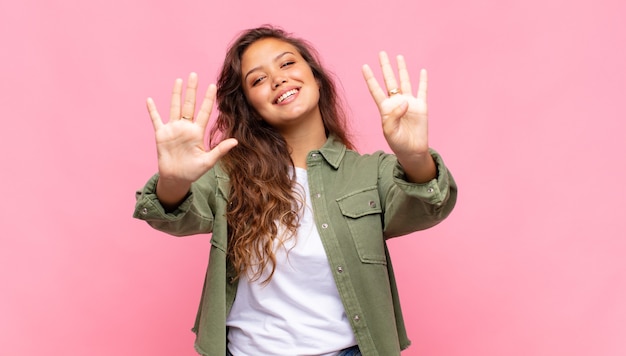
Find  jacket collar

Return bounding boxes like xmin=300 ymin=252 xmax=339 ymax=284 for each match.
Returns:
xmin=315 ymin=134 xmax=347 ymax=170
xmin=215 ymin=134 xmax=348 ymax=180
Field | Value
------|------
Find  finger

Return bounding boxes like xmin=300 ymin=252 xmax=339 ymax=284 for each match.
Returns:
xmin=417 ymin=68 xmax=428 ymax=102
xmin=196 ymin=84 xmax=217 ymax=129
xmin=169 ymin=78 xmax=183 ymax=121
xmin=181 ymin=72 xmax=198 ymax=120
xmin=379 ymin=51 xmax=399 ymax=95
xmin=201 ymin=138 xmax=238 ymax=169
xmin=397 ymin=55 xmax=413 ymax=96
xmin=361 ymin=64 xmax=387 ymax=106
xmin=146 ymin=97 xmax=164 ymax=131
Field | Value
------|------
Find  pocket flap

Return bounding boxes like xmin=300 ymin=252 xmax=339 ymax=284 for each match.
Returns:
xmin=337 ymin=186 xmax=382 ymax=218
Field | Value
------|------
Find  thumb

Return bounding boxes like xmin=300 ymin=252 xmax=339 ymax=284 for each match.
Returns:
xmin=383 ymin=100 xmax=409 ymax=124
xmin=201 ymin=138 xmax=239 ymax=169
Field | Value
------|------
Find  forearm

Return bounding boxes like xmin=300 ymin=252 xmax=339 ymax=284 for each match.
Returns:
xmin=156 ymin=176 xmax=192 ymax=211
xmin=382 ymin=150 xmax=457 ymax=237
xmin=396 ymin=152 xmax=437 ymax=184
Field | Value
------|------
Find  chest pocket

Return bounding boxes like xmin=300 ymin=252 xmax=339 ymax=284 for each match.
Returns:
xmin=337 ymin=186 xmax=387 ymax=265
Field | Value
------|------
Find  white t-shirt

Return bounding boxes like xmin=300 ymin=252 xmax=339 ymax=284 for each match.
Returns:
xmin=226 ymin=167 xmax=356 ymax=356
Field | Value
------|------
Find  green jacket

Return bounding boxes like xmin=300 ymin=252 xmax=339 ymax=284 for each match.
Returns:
xmin=133 ymin=135 xmax=457 ymax=355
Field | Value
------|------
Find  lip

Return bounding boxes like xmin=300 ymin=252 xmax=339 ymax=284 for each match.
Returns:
xmin=273 ymin=86 xmax=300 ymax=104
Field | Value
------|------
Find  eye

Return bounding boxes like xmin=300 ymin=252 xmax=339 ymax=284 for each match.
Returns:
xmin=251 ymin=75 xmax=265 ymax=86
xmin=281 ymin=61 xmax=295 ymax=68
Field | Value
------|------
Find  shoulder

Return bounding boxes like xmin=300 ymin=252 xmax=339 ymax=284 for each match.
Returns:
xmin=341 ymin=149 xmax=397 ymax=170
xmin=190 ymin=164 xmax=228 ymax=201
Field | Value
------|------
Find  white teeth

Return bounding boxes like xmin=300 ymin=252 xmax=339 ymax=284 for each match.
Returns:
xmin=277 ymin=89 xmax=298 ymax=103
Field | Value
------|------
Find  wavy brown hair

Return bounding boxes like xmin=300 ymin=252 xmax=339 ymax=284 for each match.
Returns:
xmin=209 ymin=25 xmax=354 ymax=283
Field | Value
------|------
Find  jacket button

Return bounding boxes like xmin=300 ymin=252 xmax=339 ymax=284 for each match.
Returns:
xmin=353 ymin=315 xmax=360 ymax=322
xmin=368 ymin=200 xmax=376 ymax=208
xmin=141 ymin=208 xmax=148 ymax=215
xmin=321 ymin=223 xmax=328 ymax=229
xmin=337 ymin=266 xmax=343 ymax=273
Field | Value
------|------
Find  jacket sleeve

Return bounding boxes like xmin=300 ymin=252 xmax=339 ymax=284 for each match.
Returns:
xmin=379 ymin=148 xmax=458 ymax=238
xmin=132 ymin=171 xmax=217 ymax=237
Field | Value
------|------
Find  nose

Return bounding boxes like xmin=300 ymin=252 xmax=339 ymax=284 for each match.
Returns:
xmin=273 ymin=76 xmax=287 ymax=89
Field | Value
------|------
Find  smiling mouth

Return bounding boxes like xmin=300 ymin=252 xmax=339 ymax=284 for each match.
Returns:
xmin=276 ymin=89 xmax=298 ymax=104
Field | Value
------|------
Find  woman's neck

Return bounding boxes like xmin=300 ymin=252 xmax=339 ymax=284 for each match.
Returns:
xmin=281 ymin=122 xmax=327 ymax=169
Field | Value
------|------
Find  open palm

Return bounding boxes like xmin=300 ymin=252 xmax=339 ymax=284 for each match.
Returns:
xmin=146 ymin=73 xmax=237 ymax=183
xmin=362 ymin=52 xmax=429 ymax=158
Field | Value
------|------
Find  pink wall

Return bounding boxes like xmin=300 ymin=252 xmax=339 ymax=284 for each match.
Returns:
xmin=2 ymin=0 xmax=625 ymax=355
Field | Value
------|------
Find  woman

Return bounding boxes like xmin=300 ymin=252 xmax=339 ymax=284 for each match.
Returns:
xmin=134 ymin=26 xmax=457 ymax=356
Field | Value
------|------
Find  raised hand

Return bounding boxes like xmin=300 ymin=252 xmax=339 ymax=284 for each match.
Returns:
xmin=146 ymin=73 xmax=237 ymax=207
xmin=362 ymin=52 xmax=436 ymax=183
xmin=362 ymin=51 xmax=429 ymax=158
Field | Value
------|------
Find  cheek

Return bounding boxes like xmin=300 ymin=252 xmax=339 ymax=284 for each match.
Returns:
xmin=246 ymin=89 xmax=268 ymax=112
xmin=311 ymin=80 xmax=321 ymax=102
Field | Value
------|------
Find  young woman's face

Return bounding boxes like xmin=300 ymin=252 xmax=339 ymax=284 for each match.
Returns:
xmin=240 ymin=37 xmax=321 ymax=130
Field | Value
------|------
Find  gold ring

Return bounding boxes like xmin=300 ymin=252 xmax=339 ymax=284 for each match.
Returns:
xmin=181 ymin=116 xmax=193 ymax=120
xmin=388 ymin=88 xmax=400 ymax=96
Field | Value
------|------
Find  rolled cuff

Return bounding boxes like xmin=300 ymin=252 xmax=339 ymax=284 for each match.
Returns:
xmin=392 ymin=149 xmax=452 ymax=207
xmin=133 ymin=173 xmax=194 ymax=221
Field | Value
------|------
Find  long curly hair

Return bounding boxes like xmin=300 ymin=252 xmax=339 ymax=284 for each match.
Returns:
xmin=209 ymin=25 xmax=354 ymax=283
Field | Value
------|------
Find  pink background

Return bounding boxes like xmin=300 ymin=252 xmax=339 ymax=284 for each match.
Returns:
xmin=2 ymin=0 xmax=625 ymax=355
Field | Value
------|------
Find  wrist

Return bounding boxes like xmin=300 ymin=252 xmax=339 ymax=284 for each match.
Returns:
xmin=397 ymin=152 xmax=437 ymax=184
xmin=156 ymin=175 xmax=192 ymax=210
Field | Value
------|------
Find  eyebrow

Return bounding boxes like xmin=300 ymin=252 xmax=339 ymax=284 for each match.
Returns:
xmin=243 ymin=51 xmax=295 ymax=82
